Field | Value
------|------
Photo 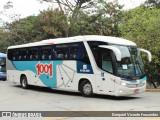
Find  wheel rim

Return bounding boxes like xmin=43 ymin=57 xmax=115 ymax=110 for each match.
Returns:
xmin=22 ymin=78 xmax=27 ymax=87
xmin=83 ymin=83 xmax=92 ymax=95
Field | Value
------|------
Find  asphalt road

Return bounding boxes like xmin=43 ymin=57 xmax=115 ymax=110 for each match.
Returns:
xmin=0 ymin=80 xmax=160 ymax=120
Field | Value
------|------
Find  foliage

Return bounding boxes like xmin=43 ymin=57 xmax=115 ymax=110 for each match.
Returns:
xmin=95 ymin=1 xmax=123 ymax=36
xmin=0 ymin=1 xmax=123 ymax=52
xmin=68 ymin=1 xmax=123 ymax=36
xmin=40 ymin=0 xmax=123 ymax=36
xmin=145 ymin=0 xmax=160 ymax=8
xmin=34 ymin=8 xmax=69 ymax=39
xmin=40 ymin=0 xmax=98 ymax=36
xmin=0 ymin=28 xmax=10 ymax=53
xmin=5 ymin=15 xmax=37 ymax=45
xmin=0 ymin=8 xmax=68 ymax=49
xmin=119 ymin=5 xmax=160 ymax=84
xmin=0 ymin=0 xmax=123 ymax=46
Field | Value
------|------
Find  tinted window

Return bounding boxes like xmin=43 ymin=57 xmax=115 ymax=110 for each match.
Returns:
xmin=68 ymin=44 xmax=78 ymax=59
xmin=41 ymin=46 xmax=52 ymax=60
xmin=55 ymin=44 xmax=69 ymax=59
xmin=7 ymin=42 xmax=90 ymax=64
xmin=102 ymin=52 xmax=113 ymax=73
xmin=88 ymin=41 xmax=113 ymax=73
xmin=28 ymin=48 xmax=38 ymax=60
xmin=17 ymin=49 xmax=27 ymax=60
xmin=77 ymin=43 xmax=90 ymax=64
xmin=12 ymin=51 xmax=17 ymax=60
xmin=7 ymin=49 xmax=18 ymax=61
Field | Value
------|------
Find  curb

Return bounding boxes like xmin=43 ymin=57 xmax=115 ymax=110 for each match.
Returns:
xmin=145 ymin=89 xmax=160 ymax=92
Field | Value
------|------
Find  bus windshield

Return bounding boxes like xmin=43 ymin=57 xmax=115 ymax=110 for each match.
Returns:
xmin=113 ymin=45 xmax=145 ymax=79
xmin=88 ymin=41 xmax=145 ymax=79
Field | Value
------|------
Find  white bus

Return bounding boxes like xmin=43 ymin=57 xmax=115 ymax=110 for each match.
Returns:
xmin=7 ymin=35 xmax=151 ymax=96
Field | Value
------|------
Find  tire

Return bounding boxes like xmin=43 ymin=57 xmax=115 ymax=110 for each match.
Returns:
xmin=20 ymin=76 xmax=28 ymax=89
xmin=80 ymin=80 xmax=93 ymax=97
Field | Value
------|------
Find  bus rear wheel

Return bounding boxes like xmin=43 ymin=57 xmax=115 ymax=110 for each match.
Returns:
xmin=20 ymin=76 xmax=28 ymax=89
xmin=80 ymin=80 xmax=93 ymax=97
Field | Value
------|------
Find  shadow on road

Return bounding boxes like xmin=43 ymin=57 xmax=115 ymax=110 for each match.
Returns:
xmin=13 ymin=85 xmax=141 ymax=101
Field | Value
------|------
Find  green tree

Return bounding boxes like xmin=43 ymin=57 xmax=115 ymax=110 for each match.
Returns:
xmin=145 ymin=0 xmax=160 ymax=8
xmin=120 ymin=5 xmax=160 ymax=86
xmin=34 ymin=8 xmax=69 ymax=39
xmin=68 ymin=1 xmax=123 ymax=36
xmin=1 ymin=1 xmax=123 ymax=52
xmin=5 ymin=15 xmax=37 ymax=45
xmin=40 ymin=0 xmax=97 ymax=36
xmin=2 ymin=8 xmax=68 ymax=49
xmin=0 ymin=28 xmax=10 ymax=53
xmin=95 ymin=1 xmax=123 ymax=36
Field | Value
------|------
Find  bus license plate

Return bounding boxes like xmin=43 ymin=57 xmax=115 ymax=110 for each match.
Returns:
xmin=134 ymin=89 xmax=139 ymax=94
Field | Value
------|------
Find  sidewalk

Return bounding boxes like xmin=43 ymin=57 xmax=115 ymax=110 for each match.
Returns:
xmin=146 ymin=82 xmax=160 ymax=92
xmin=145 ymin=89 xmax=160 ymax=92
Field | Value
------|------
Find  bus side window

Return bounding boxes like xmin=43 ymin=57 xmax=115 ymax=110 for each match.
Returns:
xmin=28 ymin=48 xmax=38 ymax=60
xmin=8 ymin=49 xmax=17 ymax=61
xmin=35 ymin=51 xmax=38 ymax=60
xmin=56 ymin=44 xmax=69 ymax=60
xmin=12 ymin=51 xmax=17 ymax=61
xmin=18 ymin=51 xmax=22 ymax=60
xmin=41 ymin=46 xmax=52 ymax=60
xmin=29 ymin=51 xmax=33 ymax=60
xmin=69 ymin=44 xmax=78 ymax=59
xmin=23 ymin=51 xmax=27 ymax=60
xmin=52 ymin=48 xmax=57 ymax=60
xmin=42 ymin=50 xmax=49 ymax=60
xmin=77 ymin=43 xmax=90 ymax=64
xmin=17 ymin=50 xmax=27 ymax=60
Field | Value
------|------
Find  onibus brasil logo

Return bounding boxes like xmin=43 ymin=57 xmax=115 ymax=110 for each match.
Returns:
xmin=36 ymin=62 xmax=53 ymax=77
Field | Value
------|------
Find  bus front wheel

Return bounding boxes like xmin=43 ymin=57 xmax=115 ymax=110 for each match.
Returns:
xmin=80 ymin=80 xmax=93 ymax=97
xmin=20 ymin=76 xmax=28 ymax=89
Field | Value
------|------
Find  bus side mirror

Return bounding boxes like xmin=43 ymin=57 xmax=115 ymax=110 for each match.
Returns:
xmin=139 ymin=48 xmax=152 ymax=62
xmin=99 ymin=45 xmax=121 ymax=61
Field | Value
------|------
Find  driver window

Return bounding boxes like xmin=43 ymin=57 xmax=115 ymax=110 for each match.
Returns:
xmin=102 ymin=52 xmax=113 ymax=73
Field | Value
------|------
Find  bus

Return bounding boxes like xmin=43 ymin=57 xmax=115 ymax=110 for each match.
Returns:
xmin=6 ymin=35 xmax=152 ymax=96
xmin=0 ymin=53 xmax=7 ymax=80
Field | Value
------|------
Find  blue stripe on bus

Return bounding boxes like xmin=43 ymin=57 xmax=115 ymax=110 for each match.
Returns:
xmin=121 ymin=76 xmax=147 ymax=81
xmin=12 ymin=60 xmax=63 ymax=88
xmin=141 ymin=76 xmax=146 ymax=81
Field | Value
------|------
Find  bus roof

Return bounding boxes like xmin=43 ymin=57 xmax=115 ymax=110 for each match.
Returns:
xmin=8 ymin=35 xmax=137 ymax=49
xmin=0 ymin=53 xmax=7 ymax=57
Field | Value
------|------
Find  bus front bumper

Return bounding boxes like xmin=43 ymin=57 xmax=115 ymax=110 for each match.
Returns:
xmin=114 ymin=83 xmax=146 ymax=96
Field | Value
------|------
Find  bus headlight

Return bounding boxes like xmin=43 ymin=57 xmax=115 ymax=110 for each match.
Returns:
xmin=119 ymin=90 xmax=123 ymax=93
xmin=121 ymin=82 xmax=127 ymax=86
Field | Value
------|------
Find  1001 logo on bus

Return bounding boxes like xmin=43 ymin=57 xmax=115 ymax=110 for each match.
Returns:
xmin=36 ymin=62 xmax=53 ymax=77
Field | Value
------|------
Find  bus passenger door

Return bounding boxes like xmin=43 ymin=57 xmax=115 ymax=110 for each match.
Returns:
xmin=99 ymin=51 xmax=115 ymax=94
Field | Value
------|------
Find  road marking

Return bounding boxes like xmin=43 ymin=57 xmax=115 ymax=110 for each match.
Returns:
xmin=142 ymin=118 xmax=160 ymax=120
xmin=45 ymin=117 xmax=70 ymax=120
